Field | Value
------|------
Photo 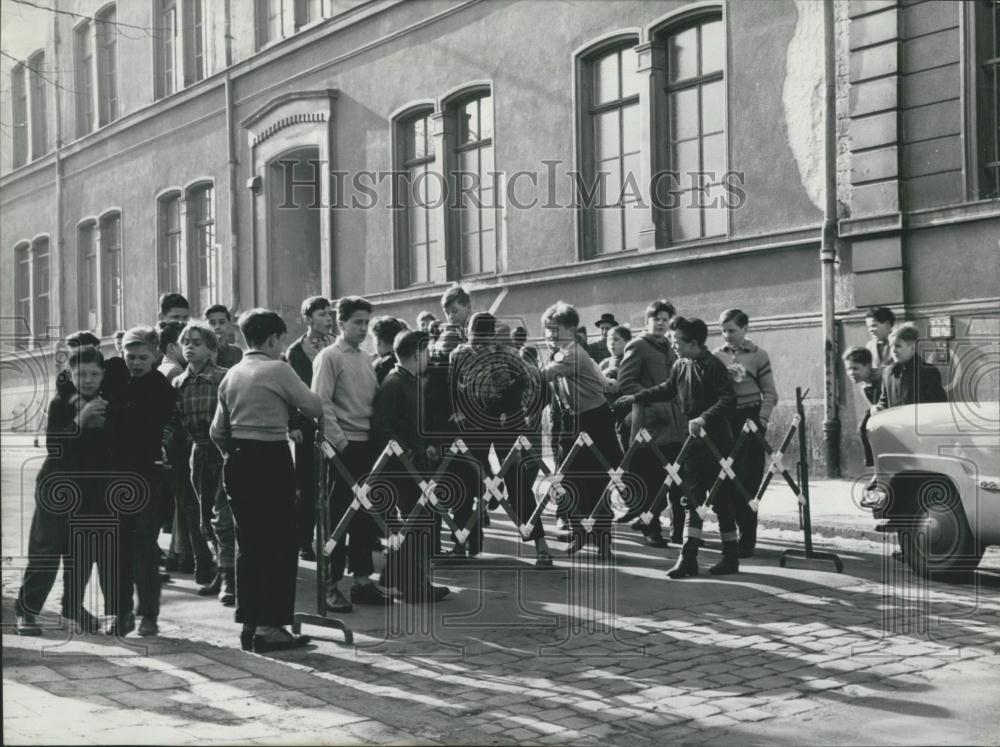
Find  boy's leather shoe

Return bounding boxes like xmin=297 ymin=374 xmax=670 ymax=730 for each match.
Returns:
xmin=15 ymin=613 xmax=42 ymax=636
xmin=325 ymin=589 xmax=353 ymax=613
xmin=138 ymin=617 xmax=159 ymax=637
xmin=159 ymin=572 xmax=172 ymax=584
xmin=642 ymin=531 xmax=669 ymax=548
xmin=350 ymin=582 xmax=393 ymax=605
xmin=666 ymin=556 xmax=699 ymax=579
xmin=252 ymin=632 xmax=310 ymax=653
xmin=195 ymin=561 xmax=218 ymax=586
xmin=197 ymin=572 xmax=222 ymax=596
xmin=219 ymin=568 xmax=236 ymax=606
xmin=107 ymin=612 xmax=136 ymax=637
xmin=708 ymin=556 xmax=740 ymax=575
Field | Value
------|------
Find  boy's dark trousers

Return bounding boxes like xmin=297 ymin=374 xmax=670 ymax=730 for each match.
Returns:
xmin=382 ymin=468 xmax=433 ymax=598
xmin=169 ymin=439 xmax=214 ymax=573
xmin=451 ymin=434 xmax=507 ymax=555
xmin=112 ymin=466 xmax=168 ymax=621
xmin=512 ymin=450 xmax=545 ymax=543
xmin=15 ymin=478 xmax=74 ymax=618
xmin=223 ymin=440 xmax=298 ymax=626
xmin=190 ymin=442 xmax=235 ymax=570
xmin=327 ymin=441 xmax=380 ymax=586
xmin=725 ymin=406 xmax=765 ymax=549
xmin=630 ymin=443 xmax=685 ymax=541
xmin=562 ymin=404 xmax=622 ymax=549
xmin=295 ymin=430 xmax=317 ymax=551
xmin=679 ymin=446 xmax=739 ymax=556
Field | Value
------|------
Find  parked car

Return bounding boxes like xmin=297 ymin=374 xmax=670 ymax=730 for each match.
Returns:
xmin=862 ymin=402 xmax=1000 ymax=575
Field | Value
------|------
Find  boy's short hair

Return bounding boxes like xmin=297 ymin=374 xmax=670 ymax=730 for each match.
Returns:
xmin=888 ymin=323 xmax=919 ymax=344
xmin=113 ymin=329 xmax=126 ymax=341
xmin=440 ymin=285 xmax=470 ymax=310
xmin=157 ymin=320 xmax=186 ymax=353
xmin=842 ymin=345 xmax=873 ymax=366
xmin=511 ymin=326 xmax=528 ymax=345
xmin=372 ymin=316 xmax=408 ymax=345
xmin=68 ymin=347 xmax=104 ymax=369
xmin=645 ymin=299 xmax=676 ymax=320
xmin=428 ymin=320 xmax=443 ymax=340
xmin=865 ymin=306 xmax=896 ymax=326
xmin=416 ymin=310 xmax=436 ymax=323
xmin=670 ymin=316 xmax=709 ymax=347
xmin=394 ymin=330 xmax=429 ymax=359
xmin=204 ymin=303 xmax=232 ymax=320
xmin=121 ymin=326 xmax=159 ymax=351
xmin=180 ymin=321 xmax=219 ymax=352
xmin=159 ymin=292 xmax=190 ymax=316
xmin=336 ymin=296 xmax=373 ymax=324
xmin=610 ymin=325 xmax=632 ymax=342
xmin=720 ymin=308 xmax=750 ymax=327
xmin=301 ymin=295 xmax=331 ymax=318
xmin=66 ymin=330 xmax=101 ymax=348
xmin=542 ymin=301 xmax=580 ymax=331
xmin=468 ymin=311 xmax=497 ymax=344
xmin=238 ymin=308 xmax=287 ymax=347
xmin=520 ymin=345 xmax=539 ymax=365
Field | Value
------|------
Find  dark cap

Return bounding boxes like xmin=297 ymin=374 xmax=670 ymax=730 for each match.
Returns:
xmin=595 ymin=313 xmax=618 ymax=328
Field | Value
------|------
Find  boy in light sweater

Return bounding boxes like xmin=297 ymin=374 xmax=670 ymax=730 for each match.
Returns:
xmin=311 ymin=296 xmax=390 ymax=614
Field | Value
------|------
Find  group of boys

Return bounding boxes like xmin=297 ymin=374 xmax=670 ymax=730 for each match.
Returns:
xmin=15 ymin=293 xmax=243 ymax=637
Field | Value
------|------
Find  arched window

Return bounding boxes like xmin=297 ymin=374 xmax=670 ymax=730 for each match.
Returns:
xmin=658 ymin=12 xmax=727 ymax=242
xmin=32 ymin=236 xmax=51 ymax=340
xmin=449 ymin=89 xmax=497 ymax=277
xmin=394 ymin=107 xmax=443 ymax=286
xmin=11 ymin=64 xmax=28 ymax=166
xmin=578 ymin=37 xmax=642 ymax=256
xmin=158 ymin=191 xmax=184 ymax=293
xmin=14 ymin=242 xmax=31 ymax=331
xmin=75 ymin=21 xmax=95 ymax=136
xmin=28 ymin=50 xmax=48 ymax=159
xmin=188 ymin=182 xmax=217 ymax=312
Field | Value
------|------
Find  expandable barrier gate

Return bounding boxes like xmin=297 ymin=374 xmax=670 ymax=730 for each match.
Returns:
xmin=292 ymin=386 xmax=841 ymax=641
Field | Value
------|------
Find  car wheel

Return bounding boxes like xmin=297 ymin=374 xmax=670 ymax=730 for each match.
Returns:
xmin=898 ymin=477 xmax=983 ymax=575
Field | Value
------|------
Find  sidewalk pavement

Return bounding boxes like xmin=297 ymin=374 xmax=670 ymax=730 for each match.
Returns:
xmin=756 ymin=478 xmax=878 ymax=542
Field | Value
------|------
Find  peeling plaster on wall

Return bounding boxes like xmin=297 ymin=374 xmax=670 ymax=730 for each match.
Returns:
xmin=782 ymin=0 xmax=826 ymax=211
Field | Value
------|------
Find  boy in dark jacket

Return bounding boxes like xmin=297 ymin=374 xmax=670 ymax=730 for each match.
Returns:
xmin=372 ymin=330 xmax=451 ymax=601
xmin=15 ymin=348 xmax=109 ymax=636
xmin=617 ymin=300 xmax=687 ymax=546
xmin=875 ymin=325 xmax=947 ymax=412
xmin=616 ymin=317 xmax=738 ymax=578
xmin=283 ymin=295 xmax=335 ymax=559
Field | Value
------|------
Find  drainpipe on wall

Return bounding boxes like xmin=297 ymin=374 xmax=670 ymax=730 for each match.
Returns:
xmin=821 ymin=0 xmax=841 ymax=478
xmin=224 ymin=0 xmax=239 ymax=310
xmin=52 ymin=11 xmax=65 ymax=342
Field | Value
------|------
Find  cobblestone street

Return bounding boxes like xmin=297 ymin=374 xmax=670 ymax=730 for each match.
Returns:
xmin=4 ymin=436 xmax=1000 ymax=747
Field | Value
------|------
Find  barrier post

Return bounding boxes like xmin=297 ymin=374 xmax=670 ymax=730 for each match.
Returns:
xmin=292 ymin=420 xmax=353 ymax=643
xmin=779 ymin=387 xmax=843 ymax=572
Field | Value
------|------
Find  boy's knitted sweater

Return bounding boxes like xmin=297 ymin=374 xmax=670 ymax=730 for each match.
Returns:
xmin=712 ymin=339 xmax=778 ymax=424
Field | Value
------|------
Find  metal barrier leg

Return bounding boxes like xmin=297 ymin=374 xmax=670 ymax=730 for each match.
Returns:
xmin=292 ymin=425 xmax=353 ymax=644
xmin=779 ymin=387 xmax=843 ymax=573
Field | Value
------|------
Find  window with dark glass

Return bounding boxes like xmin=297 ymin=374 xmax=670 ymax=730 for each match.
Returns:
xmin=32 ymin=237 xmax=50 ymax=340
xmin=257 ymin=0 xmax=283 ymax=48
xmin=397 ymin=112 xmax=443 ymax=285
xmin=75 ymin=23 xmax=94 ymax=136
xmin=156 ymin=0 xmax=178 ymax=98
xmin=97 ymin=5 xmax=118 ymax=124
xmin=11 ymin=65 xmax=28 ymax=167
xmin=159 ymin=194 xmax=183 ymax=294
xmin=189 ymin=185 xmax=217 ymax=312
xmin=970 ymin=0 xmax=999 ymax=199
xmin=663 ymin=16 xmax=726 ymax=242
xmin=101 ymin=213 xmax=124 ymax=334
xmin=452 ymin=92 xmax=497 ymax=276
xmin=28 ymin=51 xmax=48 ymax=159
xmin=79 ymin=222 xmax=99 ymax=330
xmin=295 ymin=0 xmax=321 ymax=30
xmin=15 ymin=243 xmax=31 ymax=332
xmin=184 ymin=0 xmax=206 ymax=84
xmin=581 ymin=42 xmax=642 ymax=255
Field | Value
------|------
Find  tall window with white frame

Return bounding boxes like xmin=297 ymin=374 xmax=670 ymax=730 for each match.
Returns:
xmin=28 ymin=51 xmax=48 ymax=159
xmin=662 ymin=15 xmax=726 ymax=242
xmin=79 ymin=222 xmax=99 ymax=330
xmin=189 ymin=184 xmax=217 ymax=313
xmin=582 ymin=42 xmax=642 ymax=256
xmin=15 ymin=243 xmax=31 ymax=340
xmin=11 ymin=65 xmax=28 ymax=167
xmin=159 ymin=193 xmax=183 ymax=294
xmin=257 ymin=0 xmax=283 ymax=48
xmin=294 ymin=0 xmax=321 ymax=30
xmin=398 ymin=110 xmax=444 ymax=286
xmin=452 ymin=92 xmax=497 ymax=277
xmin=183 ymin=0 xmax=206 ymax=85
xmin=101 ymin=213 xmax=124 ymax=335
xmin=32 ymin=237 xmax=50 ymax=340
xmin=970 ymin=0 xmax=999 ymax=199
xmin=75 ymin=23 xmax=94 ymax=136
xmin=97 ymin=4 xmax=118 ymax=125
xmin=156 ymin=0 xmax=178 ymax=98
